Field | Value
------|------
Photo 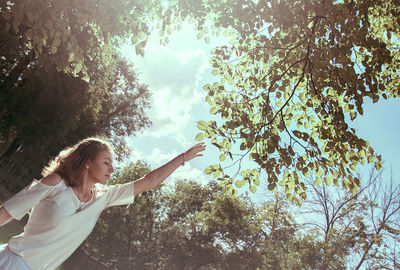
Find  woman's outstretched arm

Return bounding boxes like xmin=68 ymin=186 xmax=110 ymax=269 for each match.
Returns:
xmin=134 ymin=142 xmax=206 ymax=194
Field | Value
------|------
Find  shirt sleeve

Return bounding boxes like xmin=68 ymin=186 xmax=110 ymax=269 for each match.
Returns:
xmin=105 ymin=181 xmax=135 ymax=208
xmin=2 ymin=179 xmax=59 ymax=220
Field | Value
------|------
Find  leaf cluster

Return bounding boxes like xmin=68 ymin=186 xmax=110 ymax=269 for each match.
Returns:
xmin=188 ymin=0 xmax=400 ymax=202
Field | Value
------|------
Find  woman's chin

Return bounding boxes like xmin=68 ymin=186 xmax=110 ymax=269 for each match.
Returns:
xmin=100 ymin=179 xmax=107 ymax=185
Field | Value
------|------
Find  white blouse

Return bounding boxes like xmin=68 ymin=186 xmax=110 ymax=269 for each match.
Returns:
xmin=2 ymin=179 xmax=135 ymax=270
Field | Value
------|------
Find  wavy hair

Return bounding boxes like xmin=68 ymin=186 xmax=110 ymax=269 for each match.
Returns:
xmin=42 ymin=137 xmax=113 ymax=187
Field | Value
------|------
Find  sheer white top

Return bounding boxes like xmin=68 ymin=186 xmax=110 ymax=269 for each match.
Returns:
xmin=2 ymin=179 xmax=135 ymax=270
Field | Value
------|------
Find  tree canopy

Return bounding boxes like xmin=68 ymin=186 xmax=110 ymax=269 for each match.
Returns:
xmin=185 ymin=0 xmax=400 ymax=202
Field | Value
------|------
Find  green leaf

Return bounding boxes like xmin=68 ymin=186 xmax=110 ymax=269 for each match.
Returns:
xmin=224 ymin=73 xmax=234 ymax=85
xmin=375 ymin=160 xmax=382 ymax=170
xmin=74 ymin=62 xmax=82 ymax=73
xmin=195 ymin=133 xmax=204 ymax=141
xmin=82 ymin=74 xmax=90 ymax=83
xmin=138 ymin=31 xmax=146 ymax=40
xmin=210 ymin=106 xmax=218 ymax=114
xmin=295 ymin=197 xmax=303 ymax=207
xmin=249 ymin=185 xmax=257 ymax=193
xmin=135 ymin=43 xmax=145 ymax=57
xmin=268 ymin=183 xmax=276 ymax=191
xmin=314 ymin=177 xmax=322 ymax=186
xmin=240 ymin=142 xmax=246 ymax=151
xmin=219 ymin=154 xmax=226 ymax=162
xmin=211 ymin=69 xmax=219 ymax=76
xmin=368 ymin=155 xmax=375 ymax=163
xmin=278 ymin=180 xmax=286 ymax=187
xmin=235 ymin=180 xmax=245 ymax=188
xmin=68 ymin=53 xmax=75 ymax=63
xmin=223 ymin=28 xmax=235 ymax=37
xmin=197 ymin=120 xmax=208 ymax=131
xmin=53 ymin=38 xmax=61 ymax=47
xmin=324 ymin=176 xmax=332 ymax=186
xmin=204 ymin=166 xmax=214 ymax=175
xmin=350 ymin=163 xmax=357 ymax=171
xmin=350 ymin=111 xmax=357 ymax=120
xmin=354 ymin=177 xmax=360 ymax=187
xmin=293 ymin=130 xmax=302 ymax=138
xmin=50 ymin=46 xmax=57 ymax=54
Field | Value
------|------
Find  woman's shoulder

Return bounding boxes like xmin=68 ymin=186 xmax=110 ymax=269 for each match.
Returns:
xmin=39 ymin=173 xmax=63 ymax=186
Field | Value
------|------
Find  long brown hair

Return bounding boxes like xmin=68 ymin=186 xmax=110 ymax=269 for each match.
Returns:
xmin=42 ymin=137 xmax=113 ymax=187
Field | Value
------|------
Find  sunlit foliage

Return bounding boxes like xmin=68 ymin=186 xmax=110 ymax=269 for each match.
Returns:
xmin=184 ymin=0 xmax=400 ymax=203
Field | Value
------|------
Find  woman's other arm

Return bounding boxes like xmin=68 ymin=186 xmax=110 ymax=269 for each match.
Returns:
xmin=0 ymin=173 xmax=61 ymax=226
xmin=0 ymin=206 xmax=13 ymax=226
xmin=134 ymin=142 xmax=206 ymax=194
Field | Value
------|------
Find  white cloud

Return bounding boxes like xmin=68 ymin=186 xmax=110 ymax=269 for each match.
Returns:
xmin=122 ymin=34 xmax=210 ymax=144
xmin=169 ymin=164 xmax=209 ymax=185
xmin=147 ymin=147 xmax=178 ymax=166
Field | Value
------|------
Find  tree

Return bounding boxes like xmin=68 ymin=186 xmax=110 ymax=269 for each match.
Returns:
xmin=194 ymin=186 xmax=266 ymax=269
xmin=0 ymin=57 xmax=151 ymax=191
xmin=83 ymin=161 xmax=334 ymax=270
xmin=353 ymin=170 xmax=400 ymax=269
xmin=301 ymin=168 xmax=400 ymax=269
xmin=258 ymin=193 xmax=305 ymax=269
xmin=181 ymin=0 xmax=400 ymax=201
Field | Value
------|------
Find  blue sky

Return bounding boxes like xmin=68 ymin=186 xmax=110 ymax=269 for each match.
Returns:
xmin=121 ymin=22 xmax=400 ymax=189
xmin=350 ymin=98 xmax=400 ymax=178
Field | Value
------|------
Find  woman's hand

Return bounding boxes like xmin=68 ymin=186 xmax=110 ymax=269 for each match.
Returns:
xmin=183 ymin=142 xmax=206 ymax=163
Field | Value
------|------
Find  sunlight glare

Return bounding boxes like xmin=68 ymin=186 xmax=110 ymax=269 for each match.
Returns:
xmin=161 ymin=0 xmax=169 ymax=10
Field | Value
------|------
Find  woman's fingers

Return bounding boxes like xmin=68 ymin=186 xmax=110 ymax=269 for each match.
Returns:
xmin=184 ymin=142 xmax=206 ymax=161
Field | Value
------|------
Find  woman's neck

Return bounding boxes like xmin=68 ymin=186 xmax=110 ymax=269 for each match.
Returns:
xmin=74 ymin=178 xmax=95 ymax=201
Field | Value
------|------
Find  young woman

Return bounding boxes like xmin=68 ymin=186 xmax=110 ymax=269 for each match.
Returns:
xmin=0 ymin=137 xmax=206 ymax=270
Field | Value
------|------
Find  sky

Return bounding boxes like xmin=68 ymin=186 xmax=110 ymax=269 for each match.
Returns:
xmin=121 ymin=22 xmax=400 ymax=192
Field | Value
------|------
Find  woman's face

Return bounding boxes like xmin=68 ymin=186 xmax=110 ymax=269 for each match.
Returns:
xmin=87 ymin=149 xmax=114 ymax=185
